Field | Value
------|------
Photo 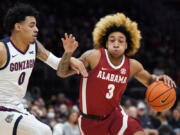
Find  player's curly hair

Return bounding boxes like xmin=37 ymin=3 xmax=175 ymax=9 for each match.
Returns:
xmin=4 ymin=3 xmax=39 ymax=35
xmin=92 ymin=13 xmax=142 ymax=56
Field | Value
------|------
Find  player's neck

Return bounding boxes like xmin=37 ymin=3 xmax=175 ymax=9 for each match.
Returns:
xmin=10 ymin=35 xmax=29 ymax=52
xmin=107 ymin=52 xmax=124 ymax=66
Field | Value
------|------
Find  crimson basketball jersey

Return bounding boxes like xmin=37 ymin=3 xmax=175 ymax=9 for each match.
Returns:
xmin=79 ymin=48 xmax=130 ymax=116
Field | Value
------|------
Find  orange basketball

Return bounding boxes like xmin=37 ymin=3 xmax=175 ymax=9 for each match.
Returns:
xmin=146 ymin=81 xmax=176 ymax=112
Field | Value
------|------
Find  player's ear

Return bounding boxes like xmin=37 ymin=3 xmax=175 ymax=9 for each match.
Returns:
xmin=14 ymin=23 xmax=21 ymax=31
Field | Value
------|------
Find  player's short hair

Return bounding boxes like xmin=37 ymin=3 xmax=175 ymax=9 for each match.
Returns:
xmin=92 ymin=13 xmax=142 ymax=56
xmin=3 ymin=3 xmax=39 ymax=35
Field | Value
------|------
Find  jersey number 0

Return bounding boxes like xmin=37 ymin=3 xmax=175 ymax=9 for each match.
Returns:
xmin=18 ymin=72 xmax=26 ymax=85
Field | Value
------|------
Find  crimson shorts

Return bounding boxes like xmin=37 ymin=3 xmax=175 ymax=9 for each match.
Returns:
xmin=78 ymin=107 xmax=143 ymax=135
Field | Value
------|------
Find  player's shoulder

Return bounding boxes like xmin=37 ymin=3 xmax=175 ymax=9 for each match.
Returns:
xmin=129 ymin=58 xmax=141 ymax=65
xmin=81 ymin=49 xmax=100 ymax=59
xmin=0 ymin=42 xmax=6 ymax=53
xmin=86 ymin=48 xmax=100 ymax=55
xmin=87 ymin=49 xmax=101 ymax=60
xmin=129 ymin=58 xmax=143 ymax=69
xmin=92 ymin=48 xmax=101 ymax=55
xmin=80 ymin=49 xmax=101 ymax=68
xmin=0 ymin=37 xmax=10 ymax=51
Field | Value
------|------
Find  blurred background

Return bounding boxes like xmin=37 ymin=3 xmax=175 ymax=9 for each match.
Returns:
xmin=0 ymin=0 xmax=180 ymax=135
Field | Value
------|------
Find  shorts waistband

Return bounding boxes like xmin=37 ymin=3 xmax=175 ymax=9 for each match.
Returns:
xmin=80 ymin=110 xmax=110 ymax=120
xmin=0 ymin=106 xmax=21 ymax=113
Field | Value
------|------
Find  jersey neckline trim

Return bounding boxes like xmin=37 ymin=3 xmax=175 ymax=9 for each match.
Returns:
xmin=105 ymin=49 xmax=125 ymax=69
xmin=9 ymin=38 xmax=30 ymax=55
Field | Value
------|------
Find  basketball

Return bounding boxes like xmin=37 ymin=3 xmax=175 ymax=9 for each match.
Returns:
xmin=146 ymin=81 xmax=176 ymax=112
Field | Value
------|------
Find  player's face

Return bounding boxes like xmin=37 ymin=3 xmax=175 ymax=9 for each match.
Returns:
xmin=18 ymin=16 xmax=38 ymax=43
xmin=106 ymin=32 xmax=127 ymax=58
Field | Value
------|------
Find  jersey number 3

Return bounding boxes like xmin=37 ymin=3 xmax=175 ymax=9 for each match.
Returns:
xmin=106 ymin=84 xmax=115 ymax=99
xmin=18 ymin=72 xmax=26 ymax=85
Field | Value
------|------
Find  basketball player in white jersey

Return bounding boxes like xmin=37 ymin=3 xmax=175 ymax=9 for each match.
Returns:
xmin=0 ymin=3 xmax=87 ymax=135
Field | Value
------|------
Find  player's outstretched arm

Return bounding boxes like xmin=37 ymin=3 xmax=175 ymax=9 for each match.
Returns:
xmin=36 ymin=40 xmax=61 ymax=70
xmin=36 ymin=39 xmax=88 ymax=77
xmin=56 ymin=33 xmax=88 ymax=78
xmin=0 ymin=42 xmax=7 ymax=67
xmin=130 ymin=59 xmax=176 ymax=88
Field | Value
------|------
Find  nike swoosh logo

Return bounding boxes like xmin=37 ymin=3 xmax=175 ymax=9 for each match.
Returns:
xmin=29 ymin=51 xmax=34 ymax=54
xmin=12 ymin=54 xmax=18 ymax=58
xmin=101 ymin=67 xmax=108 ymax=70
xmin=161 ymin=94 xmax=171 ymax=103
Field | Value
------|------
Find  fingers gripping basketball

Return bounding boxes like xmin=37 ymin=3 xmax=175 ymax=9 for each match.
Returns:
xmin=146 ymin=81 xmax=176 ymax=112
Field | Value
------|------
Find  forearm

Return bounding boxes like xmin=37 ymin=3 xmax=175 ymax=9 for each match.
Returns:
xmin=130 ymin=59 xmax=156 ymax=87
xmin=134 ymin=70 xmax=155 ymax=87
xmin=57 ymin=52 xmax=73 ymax=77
xmin=36 ymin=40 xmax=50 ymax=61
xmin=149 ymin=74 xmax=157 ymax=84
xmin=36 ymin=40 xmax=61 ymax=70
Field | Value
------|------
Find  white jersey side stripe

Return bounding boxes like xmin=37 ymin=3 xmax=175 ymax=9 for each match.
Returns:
xmin=82 ymin=78 xmax=87 ymax=114
xmin=78 ymin=115 xmax=84 ymax=135
xmin=118 ymin=106 xmax=128 ymax=135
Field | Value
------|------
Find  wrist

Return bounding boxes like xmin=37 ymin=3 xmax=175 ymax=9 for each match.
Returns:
xmin=64 ymin=51 xmax=73 ymax=54
xmin=151 ymin=74 xmax=158 ymax=81
xmin=44 ymin=53 xmax=61 ymax=70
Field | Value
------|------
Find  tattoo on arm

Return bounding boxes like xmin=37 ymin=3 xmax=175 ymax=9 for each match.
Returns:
xmin=57 ymin=52 xmax=72 ymax=76
xmin=79 ymin=49 xmax=95 ymax=68
xmin=80 ymin=49 xmax=94 ymax=60
xmin=36 ymin=40 xmax=50 ymax=62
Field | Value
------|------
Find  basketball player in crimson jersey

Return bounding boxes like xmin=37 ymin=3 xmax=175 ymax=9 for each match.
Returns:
xmin=57 ymin=13 xmax=176 ymax=135
xmin=0 ymin=3 xmax=87 ymax=135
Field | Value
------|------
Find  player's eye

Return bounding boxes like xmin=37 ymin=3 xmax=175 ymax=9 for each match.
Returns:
xmin=109 ymin=39 xmax=115 ymax=43
xmin=29 ymin=25 xmax=34 ymax=28
xmin=29 ymin=23 xmax=36 ymax=28
xmin=118 ymin=40 xmax=125 ymax=43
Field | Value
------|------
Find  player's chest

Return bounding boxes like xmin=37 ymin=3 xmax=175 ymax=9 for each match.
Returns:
xmin=92 ymin=67 xmax=128 ymax=84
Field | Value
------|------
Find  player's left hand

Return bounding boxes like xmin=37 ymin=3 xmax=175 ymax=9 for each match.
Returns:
xmin=154 ymin=75 xmax=176 ymax=88
xmin=70 ymin=57 xmax=88 ymax=77
xmin=61 ymin=33 xmax=78 ymax=53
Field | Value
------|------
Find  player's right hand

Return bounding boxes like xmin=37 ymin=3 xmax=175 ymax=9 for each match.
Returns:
xmin=154 ymin=75 xmax=177 ymax=88
xmin=61 ymin=33 xmax=78 ymax=53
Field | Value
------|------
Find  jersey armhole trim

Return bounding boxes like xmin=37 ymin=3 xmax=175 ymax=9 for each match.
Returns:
xmin=0 ymin=42 xmax=10 ymax=70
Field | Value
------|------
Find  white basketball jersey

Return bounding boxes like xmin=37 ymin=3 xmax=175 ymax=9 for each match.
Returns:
xmin=0 ymin=38 xmax=36 ymax=107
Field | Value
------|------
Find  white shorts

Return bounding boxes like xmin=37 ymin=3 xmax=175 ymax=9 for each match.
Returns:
xmin=0 ymin=104 xmax=52 ymax=135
